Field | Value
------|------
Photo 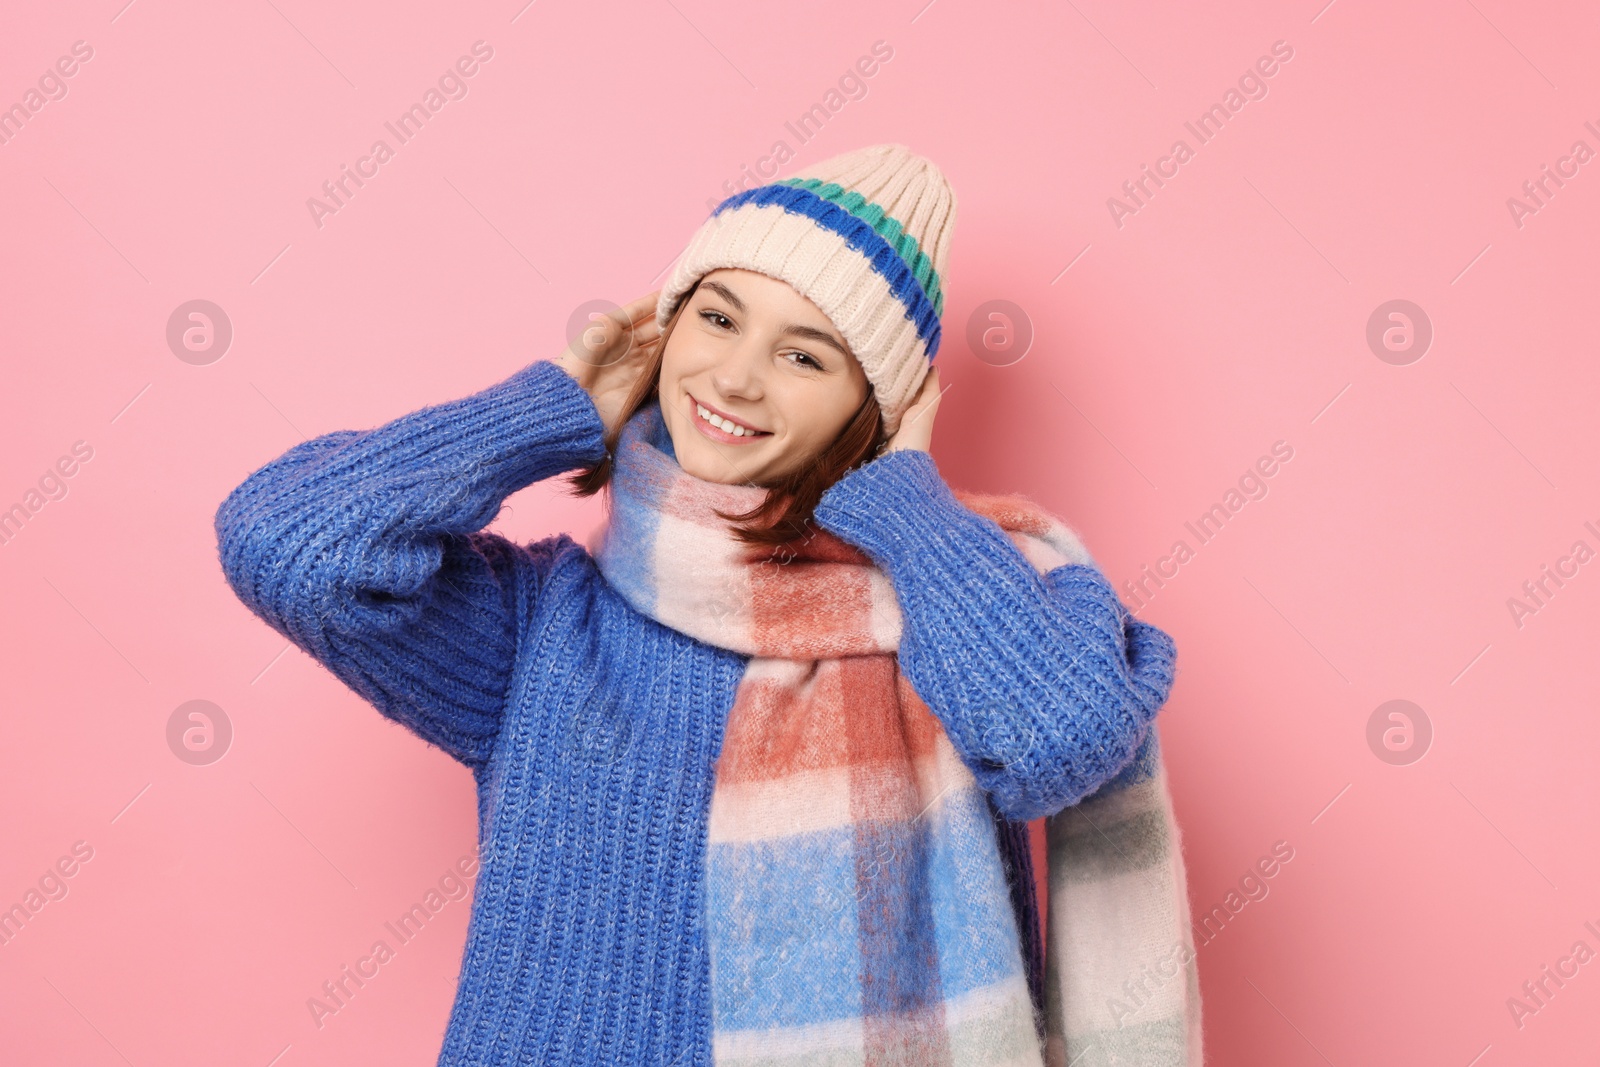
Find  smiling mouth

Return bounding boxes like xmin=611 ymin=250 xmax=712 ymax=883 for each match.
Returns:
xmin=688 ymin=393 xmax=772 ymax=441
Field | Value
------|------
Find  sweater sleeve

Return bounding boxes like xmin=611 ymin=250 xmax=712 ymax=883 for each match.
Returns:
xmin=811 ymin=447 xmax=1178 ymax=821
xmin=212 ymin=358 xmax=609 ymax=772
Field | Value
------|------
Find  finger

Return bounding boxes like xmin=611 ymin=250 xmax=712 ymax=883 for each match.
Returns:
xmin=627 ymin=331 xmax=664 ymax=360
xmin=623 ymin=290 xmax=663 ymax=322
xmin=594 ymin=305 xmax=633 ymax=337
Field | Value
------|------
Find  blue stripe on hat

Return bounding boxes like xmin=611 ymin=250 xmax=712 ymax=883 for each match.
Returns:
xmin=711 ymin=183 xmax=944 ymax=362
xmin=782 ymin=177 xmax=948 ymax=321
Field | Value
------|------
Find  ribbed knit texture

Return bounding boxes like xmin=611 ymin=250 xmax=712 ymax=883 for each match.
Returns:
xmin=212 ymin=359 xmax=1200 ymax=1066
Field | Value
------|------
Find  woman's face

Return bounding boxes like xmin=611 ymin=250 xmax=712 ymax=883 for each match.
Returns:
xmin=658 ymin=267 xmax=870 ymax=487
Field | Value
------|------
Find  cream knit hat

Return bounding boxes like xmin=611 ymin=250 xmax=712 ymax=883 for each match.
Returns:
xmin=657 ymin=143 xmax=957 ymax=439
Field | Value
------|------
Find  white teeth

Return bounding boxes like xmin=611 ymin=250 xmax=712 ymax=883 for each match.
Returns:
xmin=696 ymin=402 xmax=762 ymax=437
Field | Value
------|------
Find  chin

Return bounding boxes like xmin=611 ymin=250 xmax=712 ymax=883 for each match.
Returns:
xmin=683 ymin=450 xmax=768 ymax=487
xmin=668 ymin=421 xmax=776 ymax=487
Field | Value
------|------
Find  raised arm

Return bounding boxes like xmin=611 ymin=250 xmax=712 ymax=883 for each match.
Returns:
xmin=213 ymin=359 xmax=608 ymax=773
xmin=812 ymin=447 xmax=1177 ymax=821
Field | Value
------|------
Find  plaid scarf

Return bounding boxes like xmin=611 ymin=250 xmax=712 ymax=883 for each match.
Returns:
xmin=593 ymin=398 xmax=1202 ymax=1066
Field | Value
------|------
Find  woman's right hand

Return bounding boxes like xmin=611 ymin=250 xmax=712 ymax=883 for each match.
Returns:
xmin=553 ymin=290 xmax=663 ymax=437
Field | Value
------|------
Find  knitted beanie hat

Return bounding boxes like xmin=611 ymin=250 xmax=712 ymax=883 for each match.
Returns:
xmin=656 ymin=143 xmax=957 ymax=439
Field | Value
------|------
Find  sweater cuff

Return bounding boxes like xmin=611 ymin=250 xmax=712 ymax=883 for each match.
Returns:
xmin=812 ymin=448 xmax=981 ymax=570
xmin=503 ymin=359 xmax=611 ymax=478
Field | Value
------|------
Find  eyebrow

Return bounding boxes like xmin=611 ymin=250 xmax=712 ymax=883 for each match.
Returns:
xmin=698 ymin=280 xmax=852 ymax=360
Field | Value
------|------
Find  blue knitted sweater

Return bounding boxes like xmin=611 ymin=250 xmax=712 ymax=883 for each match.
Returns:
xmin=213 ymin=358 xmax=1176 ymax=1065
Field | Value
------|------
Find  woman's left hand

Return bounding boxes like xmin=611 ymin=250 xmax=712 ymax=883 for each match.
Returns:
xmin=883 ymin=366 xmax=944 ymax=454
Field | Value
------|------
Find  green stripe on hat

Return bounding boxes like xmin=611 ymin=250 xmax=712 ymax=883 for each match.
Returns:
xmin=777 ymin=177 xmax=947 ymax=318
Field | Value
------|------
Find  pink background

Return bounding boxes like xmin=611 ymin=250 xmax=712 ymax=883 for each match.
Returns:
xmin=3 ymin=0 xmax=1598 ymax=1062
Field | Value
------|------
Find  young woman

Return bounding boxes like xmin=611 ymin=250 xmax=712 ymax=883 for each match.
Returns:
xmin=215 ymin=144 xmax=1201 ymax=1067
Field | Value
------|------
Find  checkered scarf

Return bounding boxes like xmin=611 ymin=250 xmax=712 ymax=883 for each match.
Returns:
xmin=592 ymin=399 xmax=1203 ymax=1066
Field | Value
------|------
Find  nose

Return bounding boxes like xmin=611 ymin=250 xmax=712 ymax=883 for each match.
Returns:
xmin=710 ymin=337 xmax=767 ymax=402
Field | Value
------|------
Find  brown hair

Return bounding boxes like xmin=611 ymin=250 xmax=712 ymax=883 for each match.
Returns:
xmin=564 ymin=278 xmax=889 ymax=548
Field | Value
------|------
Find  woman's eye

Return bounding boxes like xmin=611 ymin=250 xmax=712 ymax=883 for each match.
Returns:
xmin=700 ymin=310 xmax=821 ymax=370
